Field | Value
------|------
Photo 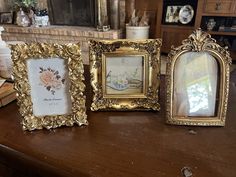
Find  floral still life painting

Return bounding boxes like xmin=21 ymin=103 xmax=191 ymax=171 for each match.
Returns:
xmin=39 ymin=67 xmax=65 ymax=95
xmin=106 ymin=56 xmax=143 ymax=95
xmin=27 ymin=58 xmax=71 ymax=117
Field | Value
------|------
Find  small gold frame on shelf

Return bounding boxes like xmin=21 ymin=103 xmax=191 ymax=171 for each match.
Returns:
xmin=89 ymin=39 xmax=162 ymax=111
xmin=166 ymin=29 xmax=232 ymax=126
xmin=11 ymin=43 xmax=88 ymax=131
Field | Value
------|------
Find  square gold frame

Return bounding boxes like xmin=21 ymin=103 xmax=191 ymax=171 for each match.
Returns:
xmin=89 ymin=39 xmax=162 ymax=111
xmin=11 ymin=43 xmax=88 ymax=130
xmin=166 ymin=29 xmax=232 ymax=126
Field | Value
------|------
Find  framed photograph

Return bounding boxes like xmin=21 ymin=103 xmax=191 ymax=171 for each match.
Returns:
xmin=165 ymin=6 xmax=183 ymax=23
xmin=179 ymin=5 xmax=194 ymax=24
xmin=0 ymin=12 xmax=13 ymax=24
xmin=162 ymin=0 xmax=197 ymax=26
xmin=89 ymin=39 xmax=162 ymax=111
xmin=166 ymin=29 xmax=232 ymax=126
xmin=11 ymin=43 xmax=88 ymax=130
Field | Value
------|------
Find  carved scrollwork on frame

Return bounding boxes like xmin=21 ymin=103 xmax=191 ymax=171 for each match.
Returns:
xmin=166 ymin=28 xmax=231 ymax=126
xmin=11 ymin=43 xmax=88 ymax=131
xmin=89 ymin=39 xmax=162 ymax=111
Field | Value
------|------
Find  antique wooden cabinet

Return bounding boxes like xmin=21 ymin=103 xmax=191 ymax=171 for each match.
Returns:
xmin=156 ymin=0 xmax=236 ymax=60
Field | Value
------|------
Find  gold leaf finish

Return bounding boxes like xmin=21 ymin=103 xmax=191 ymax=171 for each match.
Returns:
xmin=89 ymin=39 xmax=162 ymax=111
xmin=11 ymin=43 xmax=88 ymax=131
xmin=166 ymin=29 xmax=231 ymax=126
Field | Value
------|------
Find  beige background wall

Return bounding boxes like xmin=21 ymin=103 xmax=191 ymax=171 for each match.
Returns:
xmin=0 ymin=0 xmax=12 ymax=12
xmin=37 ymin=0 xmax=48 ymax=9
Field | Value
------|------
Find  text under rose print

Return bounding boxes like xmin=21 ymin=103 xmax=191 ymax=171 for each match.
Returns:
xmin=39 ymin=67 xmax=65 ymax=95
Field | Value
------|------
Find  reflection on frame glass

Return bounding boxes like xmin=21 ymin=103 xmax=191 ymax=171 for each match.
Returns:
xmin=89 ymin=39 xmax=162 ymax=111
xmin=166 ymin=29 xmax=231 ymax=126
xmin=173 ymin=52 xmax=218 ymax=117
xmin=11 ymin=43 xmax=88 ymax=131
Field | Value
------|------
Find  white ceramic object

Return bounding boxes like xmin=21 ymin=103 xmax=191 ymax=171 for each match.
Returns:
xmin=16 ymin=9 xmax=30 ymax=27
xmin=126 ymin=25 xmax=150 ymax=39
xmin=35 ymin=15 xmax=49 ymax=27
xmin=0 ymin=27 xmax=6 ymax=47
xmin=0 ymin=26 xmax=12 ymax=79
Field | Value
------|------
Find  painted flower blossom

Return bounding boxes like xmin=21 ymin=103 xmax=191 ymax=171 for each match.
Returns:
xmin=39 ymin=67 xmax=65 ymax=95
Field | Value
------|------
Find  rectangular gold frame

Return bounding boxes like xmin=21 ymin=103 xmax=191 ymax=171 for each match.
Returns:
xmin=11 ymin=43 xmax=88 ymax=130
xmin=166 ymin=29 xmax=232 ymax=126
xmin=89 ymin=39 xmax=162 ymax=111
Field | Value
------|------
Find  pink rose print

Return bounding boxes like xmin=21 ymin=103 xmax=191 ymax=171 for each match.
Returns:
xmin=39 ymin=67 xmax=65 ymax=95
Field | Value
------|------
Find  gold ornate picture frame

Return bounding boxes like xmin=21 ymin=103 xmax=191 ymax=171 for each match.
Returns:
xmin=89 ymin=39 xmax=162 ymax=111
xmin=166 ymin=29 xmax=232 ymax=126
xmin=11 ymin=43 xmax=88 ymax=130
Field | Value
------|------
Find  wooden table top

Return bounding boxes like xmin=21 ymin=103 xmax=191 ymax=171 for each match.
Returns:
xmin=0 ymin=68 xmax=236 ymax=177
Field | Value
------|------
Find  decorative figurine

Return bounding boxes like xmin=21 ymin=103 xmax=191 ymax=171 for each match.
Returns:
xmin=207 ymin=19 xmax=216 ymax=31
xmin=16 ymin=8 xmax=30 ymax=27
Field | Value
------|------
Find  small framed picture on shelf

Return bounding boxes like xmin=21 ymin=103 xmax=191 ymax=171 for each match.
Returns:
xmin=11 ymin=43 xmax=88 ymax=131
xmin=89 ymin=39 xmax=162 ymax=111
xmin=164 ymin=6 xmax=183 ymax=24
xmin=178 ymin=5 xmax=194 ymax=24
xmin=162 ymin=0 xmax=197 ymax=26
xmin=0 ymin=12 xmax=13 ymax=24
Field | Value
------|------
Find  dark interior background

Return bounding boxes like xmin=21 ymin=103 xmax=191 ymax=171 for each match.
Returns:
xmin=47 ymin=0 xmax=96 ymax=26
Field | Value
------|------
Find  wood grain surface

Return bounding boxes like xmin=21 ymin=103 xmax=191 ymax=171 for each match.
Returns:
xmin=0 ymin=66 xmax=236 ymax=177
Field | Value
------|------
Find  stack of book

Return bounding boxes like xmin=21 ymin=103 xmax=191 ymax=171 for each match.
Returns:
xmin=218 ymin=26 xmax=236 ymax=32
xmin=0 ymin=81 xmax=16 ymax=107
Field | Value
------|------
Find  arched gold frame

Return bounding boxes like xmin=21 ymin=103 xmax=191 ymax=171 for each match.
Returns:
xmin=166 ymin=29 xmax=232 ymax=126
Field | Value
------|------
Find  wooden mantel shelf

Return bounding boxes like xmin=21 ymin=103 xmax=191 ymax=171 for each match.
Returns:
xmin=1 ymin=25 xmax=122 ymax=64
xmin=0 ymin=66 xmax=236 ymax=177
xmin=1 ymin=25 xmax=121 ymax=40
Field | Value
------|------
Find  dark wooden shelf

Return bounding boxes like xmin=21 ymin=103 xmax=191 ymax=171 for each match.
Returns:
xmin=206 ymin=31 xmax=236 ymax=60
xmin=156 ymin=0 xmax=236 ymax=53
xmin=161 ymin=25 xmax=195 ymax=30
xmin=202 ymin=13 xmax=236 ymax=17
xmin=208 ymin=31 xmax=236 ymax=36
xmin=230 ymin=51 xmax=236 ymax=61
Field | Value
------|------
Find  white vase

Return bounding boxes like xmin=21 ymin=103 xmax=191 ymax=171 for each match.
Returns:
xmin=0 ymin=27 xmax=12 ymax=79
xmin=126 ymin=25 xmax=150 ymax=39
xmin=35 ymin=15 xmax=49 ymax=27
